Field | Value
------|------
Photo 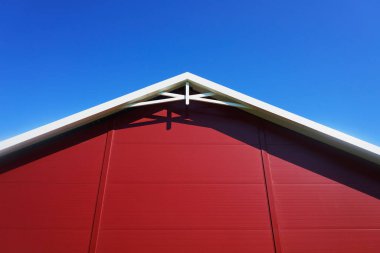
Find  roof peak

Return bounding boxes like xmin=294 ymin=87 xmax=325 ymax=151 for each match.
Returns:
xmin=1 ymin=73 xmax=379 ymax=164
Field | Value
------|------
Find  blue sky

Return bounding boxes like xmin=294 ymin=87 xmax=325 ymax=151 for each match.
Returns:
xmin=1 ymin=0 xmax=379 ymax=145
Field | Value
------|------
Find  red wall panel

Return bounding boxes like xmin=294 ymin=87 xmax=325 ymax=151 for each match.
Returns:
xmin=264 ymin=123 xmax=380 ymax=253
xmin=97 ymin=230 xmax=274 ymax=253
xmin=95 ymin=102 xmax=275 ymax=253
xmin=102 ymin=184 xmax=269 ymax=229
xmin=0 ymin=229 xmax=91 ymax=253
xmin=0 ymin=122 xmax=108 ymax=253
xmin=109 ymin=143 xmax=264 ymax=184
xmin=280 ymin=229 xmax=380 ymax=253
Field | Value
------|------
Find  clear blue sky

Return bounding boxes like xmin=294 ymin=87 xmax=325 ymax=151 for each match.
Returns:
xmin=1 ymin=0 xmax=379 ymax=145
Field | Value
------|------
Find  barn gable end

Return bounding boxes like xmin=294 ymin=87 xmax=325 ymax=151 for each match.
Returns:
xmin=0 ymin=74 xmax=379 ymax=253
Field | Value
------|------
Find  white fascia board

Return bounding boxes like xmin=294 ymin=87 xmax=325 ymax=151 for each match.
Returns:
xmin=0 ymin=73 xmax=189 ymax=156
xmin=0 ymin=72 xmax=379 ymax=165
xmin=186 ymin=73 xmax=380 ymax=164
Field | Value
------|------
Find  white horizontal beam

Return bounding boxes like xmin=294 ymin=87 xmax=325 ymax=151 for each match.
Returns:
xmin=190 ymin=92 xmax=214 ymax=98
xmin=125 ymin=97 xmax=184 ymax=108
xmin=126 ymin=94 xmax=246 ymax=109
xmin=160 ymin=92 xmax=184 ymax=98
xmin=126 ymin=91 xmax=246 ymax=109
xmin=161 ymin=92 xmax=214 ymax=99
xmin=190 ymin=97 xmax=248 ymax=108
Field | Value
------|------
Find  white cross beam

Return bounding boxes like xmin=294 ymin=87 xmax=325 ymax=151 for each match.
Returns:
xmin=124 ymin=84 xmax=248 ymax=109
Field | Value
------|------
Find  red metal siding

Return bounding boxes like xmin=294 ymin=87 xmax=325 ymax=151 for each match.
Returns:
xmin=94 ymin=103 xmax=275 ymax=253
xmin=264 ymin=123 xmax=380 ymax=253
xmin=0 ymin=122 xmax=108 ymax=253
xmin=0 ymin=101 xmax=379 ymax=253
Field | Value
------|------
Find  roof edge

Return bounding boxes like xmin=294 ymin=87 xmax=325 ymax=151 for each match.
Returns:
xmin=186 ymin=73 xmax=380 ymax=164
xmin=1 ymin=72 xmax=379 ymax=165
xmin=0 ymin=72 xmax=190 ymax=156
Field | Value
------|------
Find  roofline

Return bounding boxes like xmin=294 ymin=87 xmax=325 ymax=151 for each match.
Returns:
xmin=186 ymin=73 xmax=380 ymax=164
xmin=0 ymin=73 xmax=190 ymax=156
xmin=1 ymin=72 xmax=379 ymax=165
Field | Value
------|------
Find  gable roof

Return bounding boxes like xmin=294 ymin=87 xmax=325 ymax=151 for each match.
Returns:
xmin=1 ymin=72 xmax=380 ymax=165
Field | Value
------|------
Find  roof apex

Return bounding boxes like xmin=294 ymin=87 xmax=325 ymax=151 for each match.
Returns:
xmin=1 ymin=73 xmax=379 ymax=165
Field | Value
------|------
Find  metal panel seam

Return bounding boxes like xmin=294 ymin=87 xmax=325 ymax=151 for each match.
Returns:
xmin=258 ymin=126 xmax=283 ymax=253
xmin=88 ymin=121 xmax=115 ymax=253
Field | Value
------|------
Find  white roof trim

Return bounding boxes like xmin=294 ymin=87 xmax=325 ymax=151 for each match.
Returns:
xmin=1 ymin=72 xmax=380 ymax=165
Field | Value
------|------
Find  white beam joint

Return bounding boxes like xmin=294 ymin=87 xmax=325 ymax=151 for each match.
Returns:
xmin=185 ymin=82 xmax=190 ymax=105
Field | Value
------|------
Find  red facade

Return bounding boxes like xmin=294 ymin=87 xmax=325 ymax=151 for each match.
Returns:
xmin=0 ymin=101 xmax=379 ymax=253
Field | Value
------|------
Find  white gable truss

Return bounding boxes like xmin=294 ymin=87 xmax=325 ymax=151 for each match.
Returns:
xmin=1 ymin=72 xmax=379 ymax=165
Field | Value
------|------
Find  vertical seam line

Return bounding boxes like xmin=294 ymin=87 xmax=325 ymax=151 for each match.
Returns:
xmin=258 ymin=125 xmax=282 ymax=253
xmin=88 ymin=121 xmax=115 ymax=253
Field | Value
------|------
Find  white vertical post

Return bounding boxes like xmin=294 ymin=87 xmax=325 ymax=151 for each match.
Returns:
xmin=185 ymin=82 xmax=190 ymax=105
